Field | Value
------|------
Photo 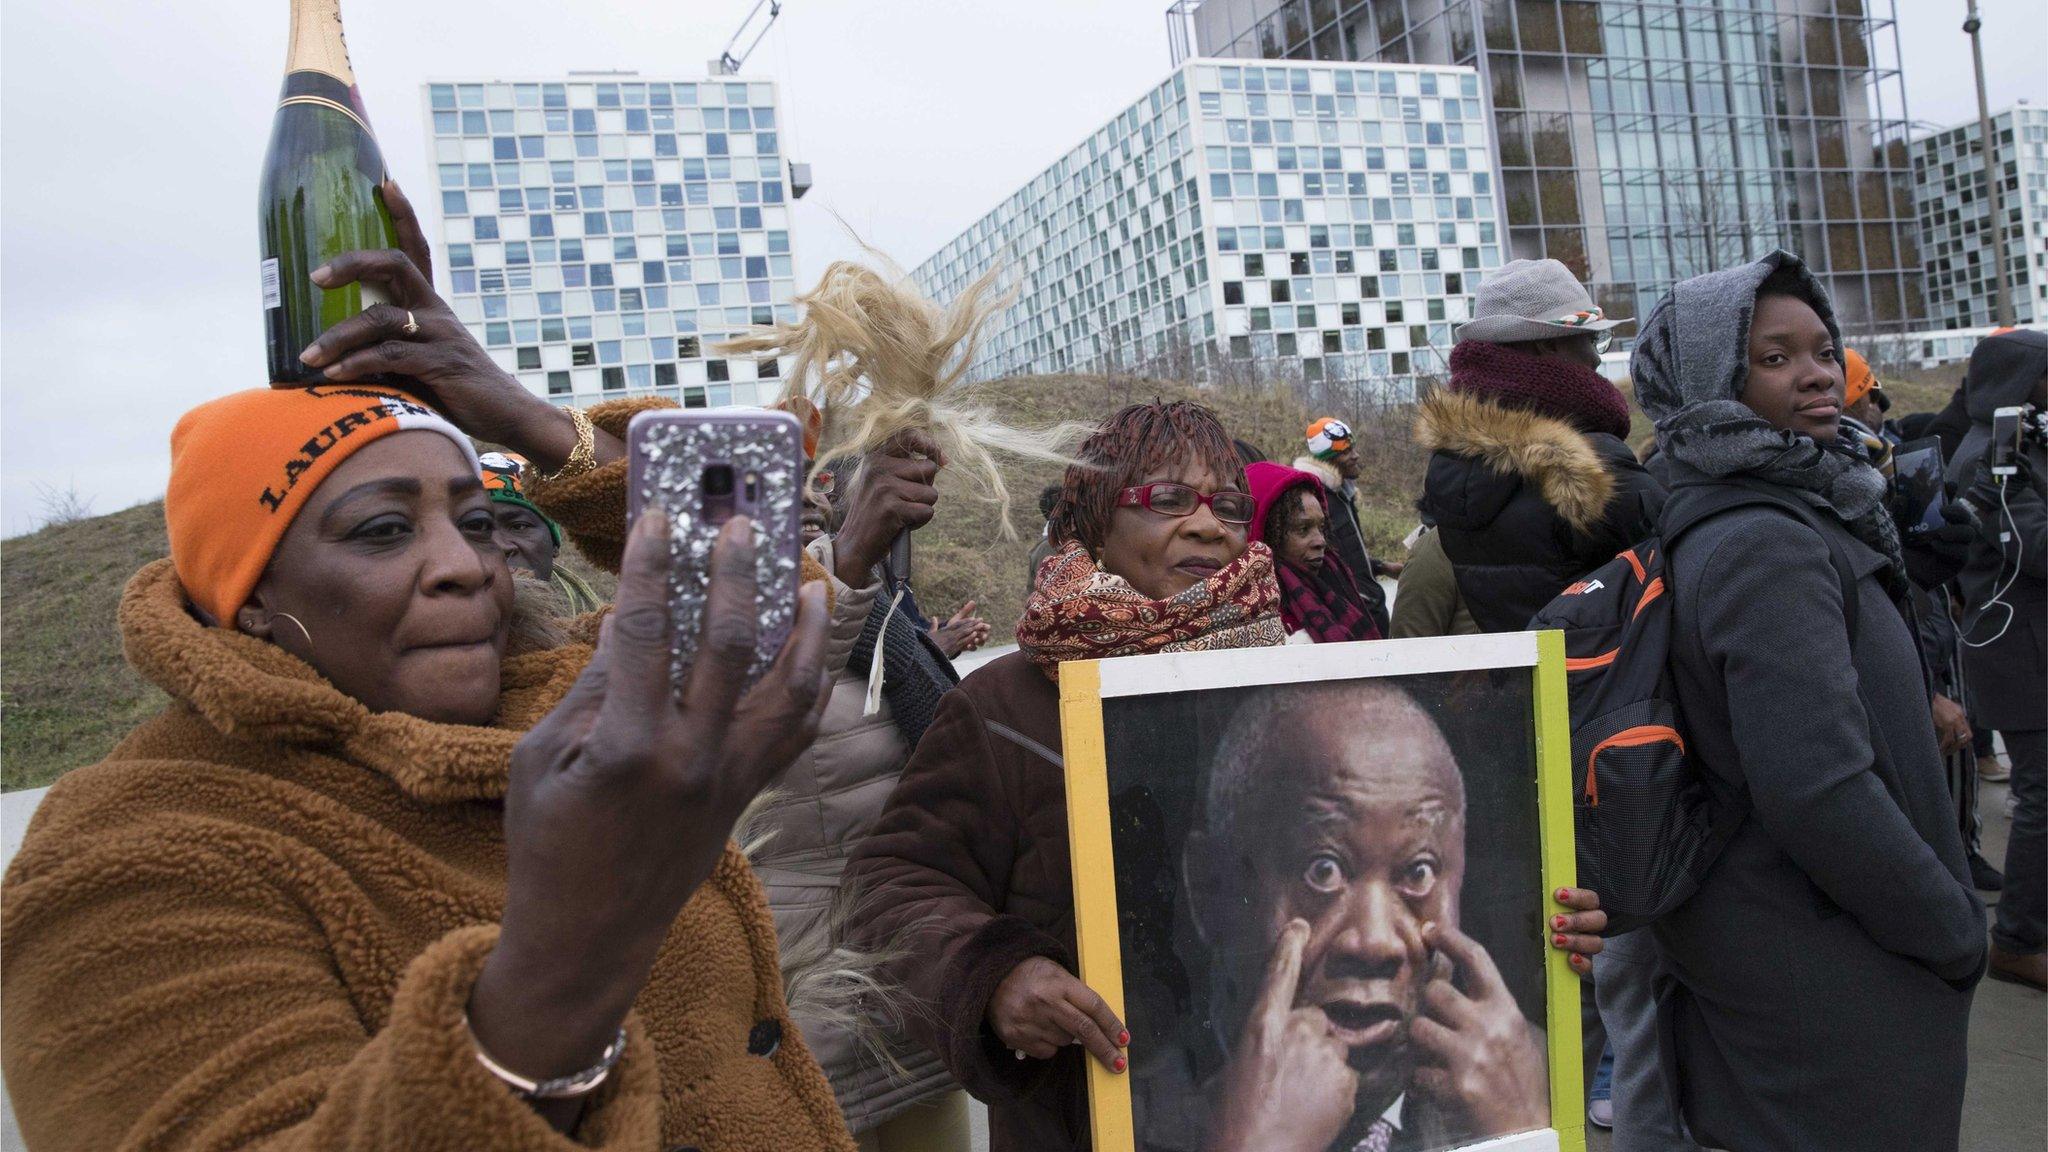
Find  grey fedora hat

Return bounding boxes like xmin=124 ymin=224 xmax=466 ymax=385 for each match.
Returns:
xmin=1454 ymin=258 xmax=1628 ymax=345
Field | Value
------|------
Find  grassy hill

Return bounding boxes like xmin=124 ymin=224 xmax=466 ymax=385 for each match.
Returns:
xmin=2 ymin=501 xmax=172 ymax=791
xmin=0 ymin=363 xmax=1968 ymax=792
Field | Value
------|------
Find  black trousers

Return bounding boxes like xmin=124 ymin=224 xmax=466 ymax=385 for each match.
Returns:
xmin=1993 ymin=730 xmax=2046 ymax=955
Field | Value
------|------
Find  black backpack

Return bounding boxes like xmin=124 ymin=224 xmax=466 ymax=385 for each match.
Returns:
xmin=1528 ymin=481 xmax=1862 ymax=934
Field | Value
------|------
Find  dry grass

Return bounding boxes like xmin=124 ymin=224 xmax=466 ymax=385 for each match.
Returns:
xmin=2 ymin=502 xmax=172 ymax=791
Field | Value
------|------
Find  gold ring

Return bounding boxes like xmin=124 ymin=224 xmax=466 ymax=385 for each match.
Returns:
xmin=402 ymin=310 xmax=420 ymax=336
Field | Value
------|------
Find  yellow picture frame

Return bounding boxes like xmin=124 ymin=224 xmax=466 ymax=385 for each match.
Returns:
xmin=1059 ymin=631 xmax=1584 ymax=1152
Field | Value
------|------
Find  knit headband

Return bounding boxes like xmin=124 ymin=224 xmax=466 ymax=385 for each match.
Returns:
xmin=166 ymin=386 xmax=481 ymax=626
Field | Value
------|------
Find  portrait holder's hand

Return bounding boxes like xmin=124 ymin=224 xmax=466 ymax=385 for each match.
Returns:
xmin=1203 ymin=921 xmax=1359 ymax=1152
xmin=1410 ymin=922 xmax=1549 ymax=1138
xmin=986 ymin=956 xmax=1128 ymax=1071
xmin=1551 ymin=886 xmax=1604 ymax=977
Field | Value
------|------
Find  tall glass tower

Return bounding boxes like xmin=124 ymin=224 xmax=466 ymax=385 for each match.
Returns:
xmin=1169 ymin=0 xmax=1922 ymax=337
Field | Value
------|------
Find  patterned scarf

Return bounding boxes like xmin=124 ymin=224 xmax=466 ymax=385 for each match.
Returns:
xmin=1277 ymin=554 xmax=1380 ymax=644
xmin=1016 ymin=541 xmax=1287 ymax=679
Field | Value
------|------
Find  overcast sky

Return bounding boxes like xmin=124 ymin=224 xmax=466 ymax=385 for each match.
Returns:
xmin=2 ymin=0 xmax=2041 ymax=536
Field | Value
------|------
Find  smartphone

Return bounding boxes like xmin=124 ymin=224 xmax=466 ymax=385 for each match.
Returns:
xmin=625 ymin=409 xmax=806 ymax=694
xmin=1888 ymin=437 xmax=1947 ymax=535
xmin=1992 ymin=406 xmax=2026 ymax=472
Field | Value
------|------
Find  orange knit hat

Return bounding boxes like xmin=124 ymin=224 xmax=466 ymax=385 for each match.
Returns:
xmin=166 ymin=386 xmax=481 ymax=626
xmin=1842 ymin=348 xmax=1886 ymax=411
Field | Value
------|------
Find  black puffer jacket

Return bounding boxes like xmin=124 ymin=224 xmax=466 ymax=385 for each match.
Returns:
xmin=1417 ymin=391 xmax=1666 ymax=633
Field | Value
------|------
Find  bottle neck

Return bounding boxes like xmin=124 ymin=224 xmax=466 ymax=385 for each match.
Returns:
xmin=285 ymin=0 xmax=356 ymax=83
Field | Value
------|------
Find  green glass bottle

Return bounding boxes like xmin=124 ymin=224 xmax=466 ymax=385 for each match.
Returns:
xmin=259 ymin=0 xmax=397 ymax=385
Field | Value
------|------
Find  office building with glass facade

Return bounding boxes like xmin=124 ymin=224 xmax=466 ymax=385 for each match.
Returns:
xmin=421 ymin=72 xmax=799 ymax=407
xmin=916 ymin=58 xmax=1499 ymax=392
xmin=1168 ymin=0 xmax=1924 ymax=336
xmin=1912 ymin=102 xmax=2047 ymax=329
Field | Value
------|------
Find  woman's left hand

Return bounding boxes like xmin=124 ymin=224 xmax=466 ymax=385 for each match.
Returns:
xmin=293 ymin=182 xmax=588 ymax=467
xmin=1550 ymin=886 xmax=1605 ymax=977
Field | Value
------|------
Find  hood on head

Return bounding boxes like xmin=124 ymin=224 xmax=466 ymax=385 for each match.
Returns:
xmin=1964 ymin=329 xmax=2048 ymax=422
xmin=1245 ymin=461 xmax=1326 ymax=545
xmin=1631 ymin=250 xmax=1840 ymax=428
xmin=1415 ymin=391 xmax=1616 ymax=533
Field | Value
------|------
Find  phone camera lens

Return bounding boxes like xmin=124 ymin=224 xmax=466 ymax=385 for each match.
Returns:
xmin=703 ymin=464 xmax=735 ymax=497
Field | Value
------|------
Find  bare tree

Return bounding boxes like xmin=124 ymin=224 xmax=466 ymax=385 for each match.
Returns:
xmin=32 ymin=481 xmax=96 ymax=530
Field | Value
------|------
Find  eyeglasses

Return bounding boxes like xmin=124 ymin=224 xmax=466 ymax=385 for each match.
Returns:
xmin=1592 ymin=330 xmax=1614 ymax=356
xmin=1117 ymin=482 xmax=1256 ymax=525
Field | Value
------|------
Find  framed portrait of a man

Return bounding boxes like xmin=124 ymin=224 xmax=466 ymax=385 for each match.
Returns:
xmin=1059 ymin=632 xmax=1582 ymax=1152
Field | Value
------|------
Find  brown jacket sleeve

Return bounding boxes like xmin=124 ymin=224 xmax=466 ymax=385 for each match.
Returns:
xmin=842 ymin=687 xmax=1071 ymax=1106
xmin=0 ymin=779 xmax=664 ymax=1151
xmin=525 ymin=397 xmax=673 ymax=575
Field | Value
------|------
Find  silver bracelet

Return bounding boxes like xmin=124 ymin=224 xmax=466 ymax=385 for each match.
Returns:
xmin=464 ymin=1014 xmax=627 ymax=1100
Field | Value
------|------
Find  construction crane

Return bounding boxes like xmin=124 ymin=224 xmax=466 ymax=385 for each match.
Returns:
xmin=717 ymin=0 xmax=782 ymax=75
xmin=712 ymin=0 xmax=811 ymax=199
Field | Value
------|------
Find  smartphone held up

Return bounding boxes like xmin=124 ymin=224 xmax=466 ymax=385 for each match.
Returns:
xmin=626 ymin=409 xmax=808 ymax=695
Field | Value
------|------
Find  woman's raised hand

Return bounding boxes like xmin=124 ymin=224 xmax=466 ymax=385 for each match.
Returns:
xmin=293 ymin=181 xmax=598 ymax=469
xmin=467 ymin=513 xmax=832 ymax=1090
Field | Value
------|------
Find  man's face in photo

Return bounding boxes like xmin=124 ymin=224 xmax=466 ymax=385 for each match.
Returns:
xmin=1197 ymin=689 xmax=1467 ymax=1115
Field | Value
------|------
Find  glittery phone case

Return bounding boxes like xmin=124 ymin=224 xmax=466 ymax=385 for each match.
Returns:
xmin=625 ymin=409 xmax=806 ymax=694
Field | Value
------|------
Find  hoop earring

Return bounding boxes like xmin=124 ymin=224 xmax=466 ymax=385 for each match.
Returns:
xmin=274 ymin=612 xmax=314 ymax=652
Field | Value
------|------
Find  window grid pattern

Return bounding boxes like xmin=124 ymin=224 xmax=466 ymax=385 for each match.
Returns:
xmin=422 ymin=76 xmax=797 ymax=409
xmin=1911 ymin=105 xmax=2048 ymax=330
xmin=916 ymin=59 xmax=1500 ymax=393
xmin=1174 ymin=0 xmax=1926 ymax=337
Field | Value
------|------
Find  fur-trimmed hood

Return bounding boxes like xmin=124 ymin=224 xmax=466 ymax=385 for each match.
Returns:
xmin=1291 ymin=453 xmax=1344 ymax=491
xmin=1415 ymin=390 xmax=1616 ymax=533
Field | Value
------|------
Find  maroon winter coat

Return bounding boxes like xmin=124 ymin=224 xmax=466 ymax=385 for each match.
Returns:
xmin=842 ymin=650 xmax=1092 ymax=1151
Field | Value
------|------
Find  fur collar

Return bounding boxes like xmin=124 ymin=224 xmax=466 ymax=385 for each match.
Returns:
xmin=119 ymin=554 xmax=829 ymax=803
xmin=1414 ymin=391 xmax=1615 ymax=532
xmin=118 ymin=559 xmax=588 ymax=804
xmin=1290 ymin=454 xmax=1343 ymax=490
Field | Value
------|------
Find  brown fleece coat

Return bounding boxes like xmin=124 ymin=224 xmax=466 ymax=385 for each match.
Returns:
xmin=0 ymin=400 xmax=857 ymax=1152
xmin=843 ymin=651 xmax=1089 ymax=1152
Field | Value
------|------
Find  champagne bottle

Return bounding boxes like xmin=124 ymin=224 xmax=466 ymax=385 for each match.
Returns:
xmin=259 ymin=0 xmax=397 ymax=385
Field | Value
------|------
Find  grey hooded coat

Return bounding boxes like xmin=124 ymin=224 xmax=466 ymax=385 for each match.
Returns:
xmin=1632 ymin=253 xmax=1985 ymax=1152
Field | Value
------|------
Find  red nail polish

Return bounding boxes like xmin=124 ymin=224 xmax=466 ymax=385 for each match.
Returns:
xmin=1113 ymin=1055 xmax=1127 ymax=1072
xmin=1553 ymin=933 xmax=1568 ymax=947
xmin=1118 ymin=1031 xmax=1130 ymax=1047
xmin=1556 ymin=888 xmax=1570 ymax=901
xmin=1553 ymin=915 xmax=1568 ymax=930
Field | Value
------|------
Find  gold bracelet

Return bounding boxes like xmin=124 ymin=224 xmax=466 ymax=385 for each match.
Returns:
xmin=537 ymin=406 xmax=597 ymax=484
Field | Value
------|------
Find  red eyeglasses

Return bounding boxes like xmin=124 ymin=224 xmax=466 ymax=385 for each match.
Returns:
xmin=1117 ymin=482 xmax=1257 ymax=525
